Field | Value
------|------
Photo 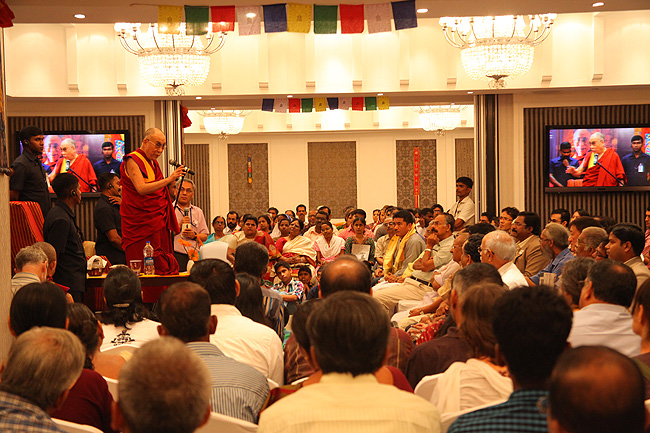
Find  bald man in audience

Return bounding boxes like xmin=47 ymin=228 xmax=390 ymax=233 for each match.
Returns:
xmin=574 ymin=226 xmax=608 ymax=258
xmin=448 ymin=286 xmax=573 ymax=433
xmin=0 ymin=327 xmax=85 ymax=433
xmin=568 ymin=216 xmax=601 ymax=254
xmin=49 ymin=138 xmax=98 ymax=192
xmin=547 ymin=346 xmax=646 ymax=433
xmin=527 ymin=223 xmax=574 ymax=286
xmin=568 ymin=259 xmax=641 ymax=357
xmin=259 ymin=291 xmax=441 ymax=433
xmin=112 ymin=338 xmax=211 ymax=433
xmin=157 ymin=282 xmax=269 ymax=424
xmin=606 ymin=223 xmax=650 ymax=288
xmin=33 ymin=241 xmax=74 ymax=303
xmin=188 ymin=259 xmax=284 ymax=385
xmin=480 ymin=230 xmax=528 ymax=289
xmin=11 ymin=245 xmax=48 ymax=294
xmin=374 ymin=213 xmax=454 ymax=313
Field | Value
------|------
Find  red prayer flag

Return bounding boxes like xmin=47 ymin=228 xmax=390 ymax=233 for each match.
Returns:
xmin=289 ymin=98 xmax=301 ymax=113
xmin=352 ymin=97 xmax=364 ymax=111
xmin=340 ymin=4 xmax=364 ymax=34
xmin=211 ymin=6 xmax=236 ymax=32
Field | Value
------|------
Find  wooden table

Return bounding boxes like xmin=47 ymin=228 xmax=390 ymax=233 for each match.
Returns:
xmin=85 ymin=272 xmax=190 ymax=311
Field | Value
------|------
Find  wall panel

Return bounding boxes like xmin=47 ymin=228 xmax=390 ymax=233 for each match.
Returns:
xmin=396 ymin=139 xmax=436 ymax=209
xmin=184 ymin=143 xmax=211 ymax=221
xmin=228 ymin=143 xmax=269 ymax=216
xmin=455 ymin=138 xmax=475 ymax=202
xmin=524 ymin=104 xmax=650 ymax=228
xmin=308 ymin=141 xmax=357 ymax=218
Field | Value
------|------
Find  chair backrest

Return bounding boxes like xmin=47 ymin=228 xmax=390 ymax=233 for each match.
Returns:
xmin=413 ymin=373 xmax=441 ymax=402
xmin=101 ymin=344 xmax=139 ymax=357
xmin=267 ymin=378 xmax=280 ymax=389
xmin=104 ymin=376 xmax=119 ymax=401
xmin=10 ymin=201 xmax=45 ymax=274
xmin=291 ymin=376 xmax=309 ymax=386
xmin=196 ymin=412 xmax=258 ymax=433
xmin=53 ymin=418 xmax=103 ymax=433
xmin=199 ymin=241 xmax=230 ymax=264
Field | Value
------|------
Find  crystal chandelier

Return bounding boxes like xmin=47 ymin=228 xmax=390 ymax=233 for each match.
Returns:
xmin=115 ymin=22 xmax=226 ymax=96
xmin=200 ymin=110 xmax=251 ymax=139
xmin=412 ymin=105 xmax=466 ymax=135
xmin=439 ymin=14 xmax=556 ymax=88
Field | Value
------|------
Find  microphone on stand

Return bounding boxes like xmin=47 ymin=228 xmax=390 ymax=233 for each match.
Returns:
xmin=169 ymin=159 xmax=195 ymax=175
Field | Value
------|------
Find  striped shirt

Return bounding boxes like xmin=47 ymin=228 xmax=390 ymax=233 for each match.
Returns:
xmin=447 ymin=389 xmax=548 ymax=433
xmin=187 ymin=342 xmax=270 ymax=424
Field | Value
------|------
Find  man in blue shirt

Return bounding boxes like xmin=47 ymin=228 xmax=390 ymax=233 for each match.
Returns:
xmin=92 ymin=141 xmax=121 ymax=178
xmin=448 ymin=286 xmax=573 ymax=433
xmin=549 ymin=141 xmax=580 ymax=187
xmin=621 ymin=134 xmax=650 ymax=186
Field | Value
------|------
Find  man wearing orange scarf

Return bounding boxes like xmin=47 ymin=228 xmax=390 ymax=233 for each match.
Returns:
xmin=120 ymin=128 xmax=185 ymax=274
xmin=381 ymin=210 xmax=426 ymax=283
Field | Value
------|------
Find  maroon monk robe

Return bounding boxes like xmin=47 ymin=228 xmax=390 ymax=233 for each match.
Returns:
xmin=120 ymin=148 xmax=179 ymax=275
xmin=582 ymin=148 xmax=627 ymax=187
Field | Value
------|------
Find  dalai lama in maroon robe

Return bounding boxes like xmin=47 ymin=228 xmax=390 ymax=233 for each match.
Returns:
xmin=120 ymin=128 xmax=186 ymax=274
xmin=566 ymin=131 xmax=626 ymax=187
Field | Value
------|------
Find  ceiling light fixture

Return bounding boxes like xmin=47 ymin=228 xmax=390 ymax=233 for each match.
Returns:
xmin=115 ymin=22 xmax=227 ymax=96
xmin=440 ymin=14 xmax=556 ymax=88
xmin=200 ymin=109 xmax=251 ymax=139
xmin=417 ymin=8 xmax=428 ymax=14
xmin=412 ymin=105 xmax=466 ymax=135
xmin=593 ymin=2 xmax=605 ymax=6
xmin=74 ymin=14 xmax=86 ymax=19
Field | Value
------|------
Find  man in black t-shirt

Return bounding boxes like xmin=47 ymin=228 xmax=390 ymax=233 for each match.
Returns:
xmin=92 ymin=141 xmax=122 ymax=178
xmin=621 ymin=134 xmax=650 ymax=186
xmin=94 ymin=172 xmax=125 ymax=265
xmin=10 ymin=126 xmax=51 ymax=218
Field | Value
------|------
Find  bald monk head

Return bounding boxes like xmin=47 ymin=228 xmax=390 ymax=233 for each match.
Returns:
xmin=141 ymin=128 xmax=166 ymax=160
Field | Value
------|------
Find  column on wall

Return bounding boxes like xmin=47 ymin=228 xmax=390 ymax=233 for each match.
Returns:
xmin=474 ymin=94 xmax=498 ymax=217
xmin=157 ymin=100 xmax=183 ymax=177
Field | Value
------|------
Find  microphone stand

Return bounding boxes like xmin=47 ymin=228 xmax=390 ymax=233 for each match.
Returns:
xmin=595 ymin=161 xmax=625 ymax=186
xmin=67 ymin=165 xmax=97 ymax=192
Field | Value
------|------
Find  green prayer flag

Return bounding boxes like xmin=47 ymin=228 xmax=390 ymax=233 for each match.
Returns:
xmin=185 ymin=6 xmax=209 ymax=36
xmin=301 ymin=98 xmax=314 ymax=112
xmin=313 ymin=5 xmax=338 ymax=34
xmin=365 ymin=97 xmax=377 ymax=111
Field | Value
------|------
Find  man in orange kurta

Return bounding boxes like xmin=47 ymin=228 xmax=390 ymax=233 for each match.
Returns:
xmin=120 ymin=128 xmax=185 ymax=275
xmin=567 ymin=131 xmax=627 ymax=187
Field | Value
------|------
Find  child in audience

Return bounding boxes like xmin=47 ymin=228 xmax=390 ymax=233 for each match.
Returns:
xmin=272 ymin=260 xmax=305 ymax=316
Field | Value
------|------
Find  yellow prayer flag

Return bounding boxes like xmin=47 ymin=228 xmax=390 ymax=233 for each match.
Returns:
xmin=287 ymin=3 xmax=312 ymax=33
xmin=314 ymin=97 xmax=328 ymax=112
xmin=377 ymin=96 xmax=390 ymax=110
xmin=158 ymin=5 xmax=183 ymax=34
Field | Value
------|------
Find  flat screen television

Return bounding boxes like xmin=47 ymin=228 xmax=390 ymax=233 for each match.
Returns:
xmin=545 ymin=125 xmax=650 ymax=193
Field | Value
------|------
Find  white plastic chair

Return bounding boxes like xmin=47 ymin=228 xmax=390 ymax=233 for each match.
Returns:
xmin=104 ymin=376 xmax=119 ymax=401
xmin=290 ymin=376 xmax=309 ymax=385
xmin=196 ymin=412 xmax=258 ymax=433
xmin=100 ymin=343 xmax=139 ymax=357
xmin=53 ymin=419 xmax=102 ymax=433
xmin=200 ymin=242 xmax=231 ymax=264
xmin=413 ymin=373 xmax=442 ymax=401
xmin=267 ymin=378 xmax=280 ymax=389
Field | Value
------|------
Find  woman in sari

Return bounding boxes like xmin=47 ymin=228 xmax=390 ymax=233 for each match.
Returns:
xmin=258 ymin=214 xmax=273 ymax=235
xmin=272 ymin=214 xmax=291 ymax=242
xmin=315 ymin=221 xmax=345 ymax=266
xmin=344 ymin=217 xmax=376 ymax=265
xmin=280 ymin=219 xmax=316 ymax=268
xmin=205 ymin=216 xmax=234 ymax=244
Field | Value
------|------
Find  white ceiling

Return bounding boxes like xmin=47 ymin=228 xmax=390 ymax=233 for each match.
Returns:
xmin=7 ymin=0 xmax=650 ymax=24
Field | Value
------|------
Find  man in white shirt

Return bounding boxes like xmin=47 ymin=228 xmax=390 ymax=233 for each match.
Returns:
xmin=480 ymin=230 xmax=529 ymax=289
xmin=188 ymin=259 xmax=284 ymax=385
xmin=259 ymin=291 xmax=441 ymax=433
xmin=173 ymin=179 xmax=209 ymax=271
xmin=606 ymin=223 xmax=650 ymax=289
xmin=448 ymin=177 xmax=475 ymax=231
xmin=568 ymin=259 xmax=641 ymax=357
xmin=224 ymin=211 xmax=240 ymax=234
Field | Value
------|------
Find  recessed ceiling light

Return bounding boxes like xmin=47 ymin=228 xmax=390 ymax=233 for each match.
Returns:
xmin=74 ymin=13 xmax=85 ymax=19
xmin=287 ymin=95 xmax=293 ymax=98
xmin=377 ymin=93 xmax=384 ymax=96
xmin=246 ymin=12 xmax=256 ymax=18
xmin=196 ymin=96 xmax=202 ymax=99
xmin=593 ymin=2 xmax=604 ymax=6
xmin=467 ymin=91 xmax=474 ymax=94
xmin=416 ymin=8 xmax=428 ymax=14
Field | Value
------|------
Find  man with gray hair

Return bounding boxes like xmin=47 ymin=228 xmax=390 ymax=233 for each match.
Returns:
xmin=112 ymin=337 xmax=211 ymax=433
xmin=527 ymin=222 xmax=574 ymax=286
xmin=11 ymin=245 xmax=48 ymax=294
xmin=567 ymin=131 xmax=626 ymax=187
xmin=480 ymin=230 xmax=528 ymax=289
xmin=49 ymin=137 xmax=97 ymax=192
xmin=173 ymin=178 xmax=209 ymax=271
xmin=575 ymin=226 xmax=608 ymax=258
xmin=0 ymin=327 xmax=85 ymax=432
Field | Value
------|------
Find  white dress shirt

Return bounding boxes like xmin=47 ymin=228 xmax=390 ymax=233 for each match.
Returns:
xmin=498 ymin=261 xmax=529 ymax=289
xmin=259 ymin=373 xmax=441 ymax=433
xmin=448 ymin=196 xmax=475 ymax=227
xmin=568 ymin=303 xmax=641 ymax=357
xmin=210 ymin=304 xmax=284 ymax=385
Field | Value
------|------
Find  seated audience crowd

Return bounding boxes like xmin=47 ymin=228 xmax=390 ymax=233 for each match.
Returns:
xmin=7 ymin=190 xmax=650 ymax=433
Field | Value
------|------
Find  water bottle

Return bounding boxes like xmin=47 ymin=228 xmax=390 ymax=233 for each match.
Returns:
xmin=143 ymin=241 xmax=155 ymax=275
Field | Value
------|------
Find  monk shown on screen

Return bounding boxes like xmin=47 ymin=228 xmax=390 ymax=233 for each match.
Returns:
xmin=566 ymin=132 xmax=626 ymax=187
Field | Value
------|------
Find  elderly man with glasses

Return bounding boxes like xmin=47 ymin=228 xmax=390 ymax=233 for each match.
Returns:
xmin=120 ymin=127 xmax=187 ymax=275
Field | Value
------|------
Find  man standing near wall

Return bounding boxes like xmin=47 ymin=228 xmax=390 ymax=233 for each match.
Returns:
xmin=120 ymin=128 xmax=185 ymax=275
xmin=448 ymin=177 xmax=475 ymax=231
xmin=10 ymin=126 xmax=51 ymax=218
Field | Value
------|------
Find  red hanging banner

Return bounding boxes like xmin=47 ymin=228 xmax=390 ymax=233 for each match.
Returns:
xmin=413 ymin=147 xmax=420 ymax=208
xmin=247 ymin=154 xmax=253 ymax=184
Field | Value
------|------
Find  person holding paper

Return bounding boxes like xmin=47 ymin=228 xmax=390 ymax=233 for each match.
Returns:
xmin=344 ymin=216 xmax=376 ymax=264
